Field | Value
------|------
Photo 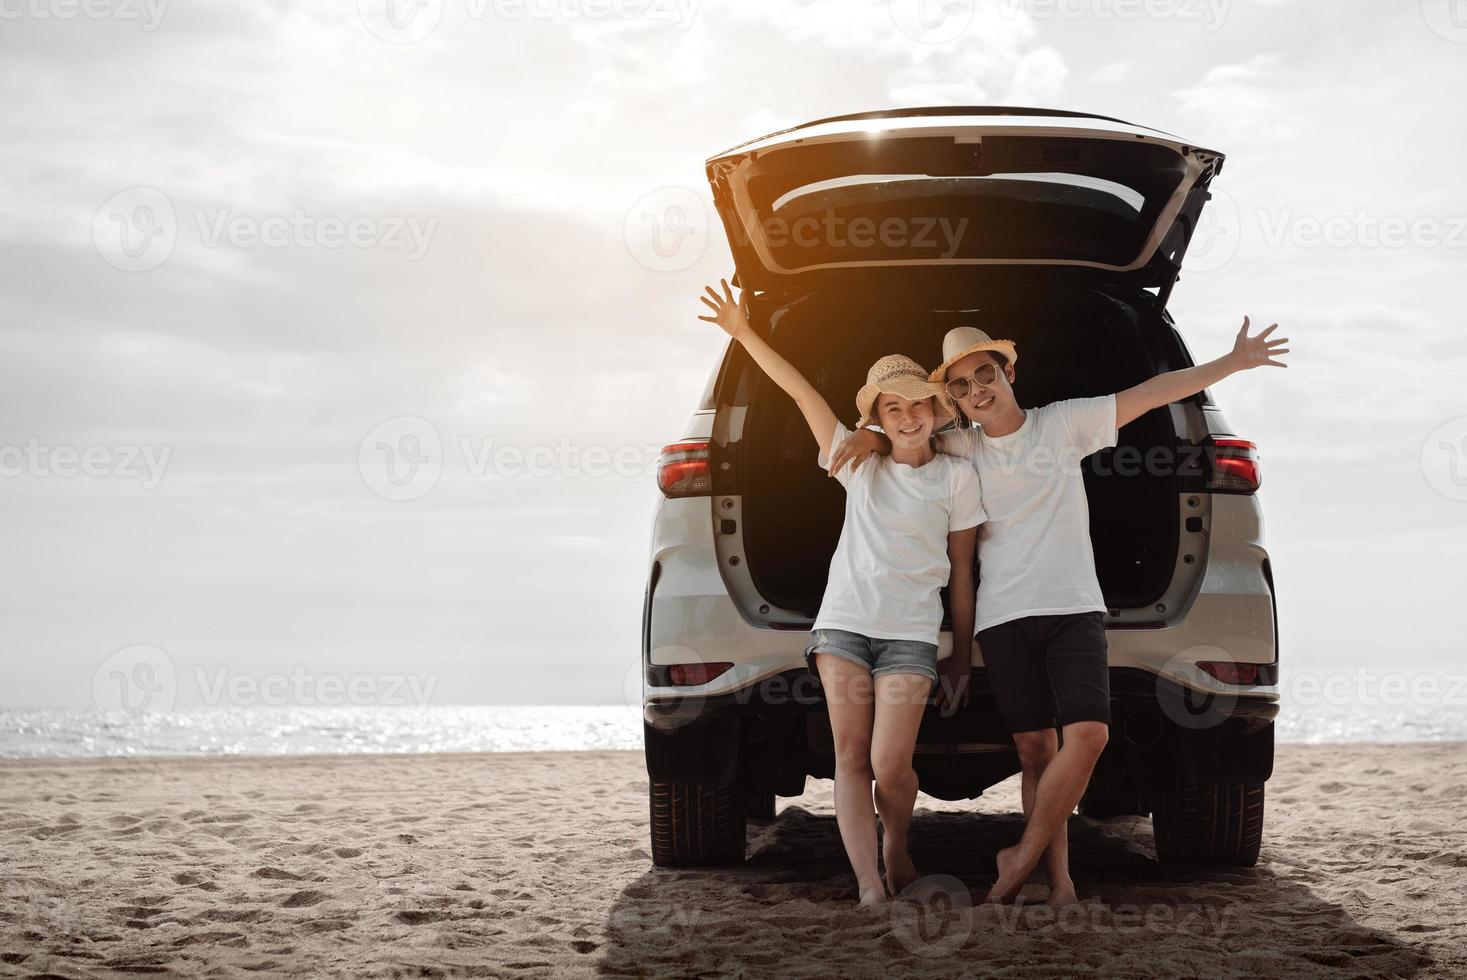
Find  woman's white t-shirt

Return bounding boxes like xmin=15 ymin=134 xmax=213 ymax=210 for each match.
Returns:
xmin=937 ymin=395 xmax=1118 ymax=634
xmin=811 ymin=421 xmax=987 ymax=646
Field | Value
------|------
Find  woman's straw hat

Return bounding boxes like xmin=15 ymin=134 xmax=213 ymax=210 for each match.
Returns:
xmin=855 ymin=354 xmax=948 ymax=431
xmin=928 ymin=327 xmax=1019 ymax=384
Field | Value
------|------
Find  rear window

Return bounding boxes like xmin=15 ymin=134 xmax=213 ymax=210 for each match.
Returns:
xmin=735 ymin=135 xmax=1187 ymax=270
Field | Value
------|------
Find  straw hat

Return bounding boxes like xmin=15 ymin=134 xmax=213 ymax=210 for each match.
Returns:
xmin=854 ymin=354 xmax=948 ymax=431
xmin=928 ymin=327 xmax=1019 ymax=384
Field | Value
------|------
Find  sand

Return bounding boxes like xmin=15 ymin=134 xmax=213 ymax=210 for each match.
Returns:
xmin=1 ymin=743 xmax=1463 ymax=978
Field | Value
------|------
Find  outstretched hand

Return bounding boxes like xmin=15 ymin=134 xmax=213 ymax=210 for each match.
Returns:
xmin=696 ymin=279 xmax=750 ymax=339
xmin=1230 ymin=316 xmax=1290 ymax=371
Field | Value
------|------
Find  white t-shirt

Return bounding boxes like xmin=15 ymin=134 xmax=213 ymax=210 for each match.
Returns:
xmin=938 ymin=395 xmax=1118 ymax=634
xmin=812 ymin=421 xmax=987 ymax=645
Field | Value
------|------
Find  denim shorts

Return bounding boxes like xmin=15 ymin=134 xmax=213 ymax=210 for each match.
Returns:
xmin=803 ymin=628 xmax=939 ymax=685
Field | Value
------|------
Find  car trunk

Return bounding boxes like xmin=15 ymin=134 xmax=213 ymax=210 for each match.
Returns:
xmin=709 ymin=109 xmax=1220 ymax=619
xmin=706 ymin=109 xmax=1224 ymax=295
xmin=732 ymin=285 xmax=1180 ymax=617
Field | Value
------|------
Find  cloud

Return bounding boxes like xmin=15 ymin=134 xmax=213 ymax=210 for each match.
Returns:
xmin=3 ymin=0 xmax=1465 ymax=705
xmin=1089 ymin=60 xmax=1134 ymax=85
xmin=1174 ymin=53 xmax=1290 ymax=144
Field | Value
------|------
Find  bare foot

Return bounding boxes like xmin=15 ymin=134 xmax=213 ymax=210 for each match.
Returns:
xmin=857 ymin=880 xmax=888 ymax=908
xmin=1046 ymin=877 xmax=1078 ymax=907
xmin=883 ymin=845 xmax=920 ymax=898
xmin=984 ymin=844 xmax=1030 ymax=904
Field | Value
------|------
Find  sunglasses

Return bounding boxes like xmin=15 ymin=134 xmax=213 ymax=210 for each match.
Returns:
xmin=944 ymin=362 xmax=1002 ymax=401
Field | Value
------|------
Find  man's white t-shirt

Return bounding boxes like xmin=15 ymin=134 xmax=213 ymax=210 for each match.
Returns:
xmin=812 ymin=421 xmax=987 ymax=646
xmin=937 ymin=395 xmax=1118 ymax=634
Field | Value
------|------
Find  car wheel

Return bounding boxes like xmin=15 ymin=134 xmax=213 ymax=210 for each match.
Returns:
xmin=649 ymin=780 xmax=746 ymax=866
xmin=1152 ymin=781 xmax=1264 ymax=866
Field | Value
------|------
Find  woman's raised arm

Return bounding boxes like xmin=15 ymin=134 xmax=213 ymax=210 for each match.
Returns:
xmin=698 ymin=278 xmax=839 ymax=455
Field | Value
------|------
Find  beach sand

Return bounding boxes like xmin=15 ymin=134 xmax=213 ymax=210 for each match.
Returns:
xmin=1 ymin=743 xmax=1463 ymax=978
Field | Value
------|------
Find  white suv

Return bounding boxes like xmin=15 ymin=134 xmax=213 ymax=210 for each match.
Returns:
xmin=643 ymin=108 xmax=1278 ymax=868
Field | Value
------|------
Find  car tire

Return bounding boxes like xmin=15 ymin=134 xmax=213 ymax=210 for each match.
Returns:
xmin=1152 ymin=781 xmax=1264 ymax=867
xmin=649 ymin=780 xmax=747 ymax=866
xmin=1078 ymin=786 xmax=1149 ymax=819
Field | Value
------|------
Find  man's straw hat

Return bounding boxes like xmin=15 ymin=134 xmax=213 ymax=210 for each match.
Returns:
xmin=855 ymin=354 xmax=948 ymax=431
xmin=928 ymin=327 xmax=1019 ymax=384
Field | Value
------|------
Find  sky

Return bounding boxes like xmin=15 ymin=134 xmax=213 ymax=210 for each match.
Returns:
xmin=1 ymin=0 xmax=1465 ymax=710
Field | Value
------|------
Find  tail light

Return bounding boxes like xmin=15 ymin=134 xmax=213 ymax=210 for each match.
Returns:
xmin=1206 ymin=438 xmax=1261 ymax=493
xmin=657 ymin=440 xmax=711 ymax=498
xmin=1198 ymin=660 xmax=1260 ymax=685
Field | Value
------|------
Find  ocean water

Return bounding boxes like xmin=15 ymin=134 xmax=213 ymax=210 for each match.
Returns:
xmin=1 ymin=702 xmax=1465 ymax=758
xmin=0 ymin=706 xmax=645 ymax=758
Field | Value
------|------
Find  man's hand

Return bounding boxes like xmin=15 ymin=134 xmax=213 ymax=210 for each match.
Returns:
xmin=696 ymin=279 xmax=752 ymax=340
xmin=827 ymin=427 xmax=890 ymax=478
xmin=934 ymin=652 xmax=971 ymax=713
xmin=1228 ymin=316 xmax=1290 ymax=371
xmin=1116 ymin=315 xmax=1291 ymax=429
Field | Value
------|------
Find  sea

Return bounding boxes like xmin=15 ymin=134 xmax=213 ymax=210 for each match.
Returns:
xmin=2 ymin=702 xmax=1465 ymax=758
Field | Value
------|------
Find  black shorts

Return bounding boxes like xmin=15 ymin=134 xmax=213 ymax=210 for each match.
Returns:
xmin=977 ymin=611 xmax=1110 ymax=733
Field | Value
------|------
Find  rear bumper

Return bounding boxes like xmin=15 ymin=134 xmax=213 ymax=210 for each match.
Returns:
xmin=644 ymin=667 xmax=1277 ymax=733
xmin=645 ymin=666 xmax=1278 ymax=792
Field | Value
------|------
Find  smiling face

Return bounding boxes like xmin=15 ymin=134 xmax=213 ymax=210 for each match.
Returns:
xmin=875 ymin=391 xmax=937 ymax=451
xmin=943 ymin=350 xmax=1018 ymax=426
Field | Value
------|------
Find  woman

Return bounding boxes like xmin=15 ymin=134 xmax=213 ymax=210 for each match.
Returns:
xmin=698 ymin=280 xmax=985 ymax=907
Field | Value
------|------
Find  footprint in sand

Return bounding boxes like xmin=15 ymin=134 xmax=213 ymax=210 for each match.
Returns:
xmin=281 ymin=890 xmax=327 ymax=908
xmin=252 ymin=867 xmax=322 ymax=882
xmin=179 ymin=929 xmax=248 ymax=947
xmin=29 ymin=824 xmax=83 ymax=839
xmin=200 ymin=908 xmax=268 ymax=924
xmin=101 ymin=956 xmax=171 ymax=971
xmin=122 ymin=914 xmax=170 ymax=930
xmin=111 ymin=905 xmax=166 ymax=920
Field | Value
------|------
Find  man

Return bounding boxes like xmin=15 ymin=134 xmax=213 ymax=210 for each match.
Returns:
xmin=829 ymin=317 xmax=1289 ymax=904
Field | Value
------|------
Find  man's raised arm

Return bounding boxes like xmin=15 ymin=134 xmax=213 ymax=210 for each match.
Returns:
xmin=1115 ymin=316 xmax=1290 ymax=429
